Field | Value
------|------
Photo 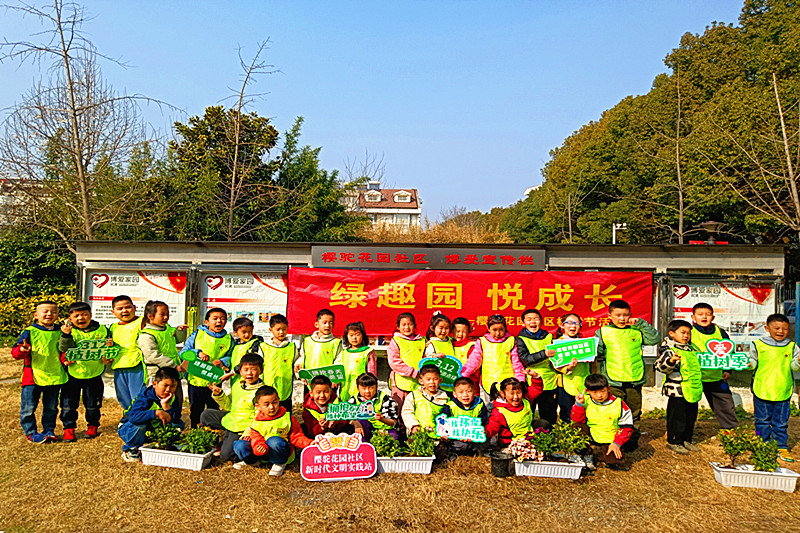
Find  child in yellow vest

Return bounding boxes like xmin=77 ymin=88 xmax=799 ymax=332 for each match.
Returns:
xmin=179 ymin=307 xmax=234 ymax=428
xmin=261 ymin=314 xmax=295 ymax=412
xmin=401 ymin=364 xmax=449 ymax=435
xmin=13 ymin=300 xmax=66 ymax=443
xmin=234 ymin=385 xmax=312 ymax=476
xmin=348 ymin=372 xmax=400 ymax=441
xmin=387 ymin=312 xmax=426 ymax=408
xmin=439 ymin=376 xmax=489 ymax=455
xmin=571 ymin=373 xmax=634 ymax=469
xmin=109 ymin=295 xmax=145 ymax=413
xmin=425 ymin=313 xmax=455 ymax=358
xmin=452 ymin=317 xmax=480 ymax=393
xmin=748 ymin=313 xmax=800 ymax=462
xmin=551 ymin=312 xmax=592 ymax=423
xmin=594 ymin=299 xmax=659 ymax=450
xmin=199 ymin=352 xmax=264 ymax=463
xmin=485 ymin=377 xmax=549 ymax=446
xmin=516 ymin=308 xmax=556 ymax=424
xmin=229 ymin=316 xmax=264 ymax=386
xmin=58 ymin=302 xmax=114 ymax=441
xmin=655 ymin=319 xmax=703 ymax=455
xmin=340 ymin=322 xmax=376 ymax=402
xmin=295 ymin=308 xmax=342 ymax=376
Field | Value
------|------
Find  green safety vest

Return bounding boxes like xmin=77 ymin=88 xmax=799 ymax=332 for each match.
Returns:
xmin=561 ymin=362 xmax=591 ymax=397
xmin=691 ymin=325 xmax=726 ymax=382
xmin=27 ymin=326 xmax=67 ymax=386
xmin=341 ymin=346 xmax=373 ymax=401
xmin=301 ymin=336 xmax=341 ymax=369
xmin=752 ymin=339 xmax=796 ymax=402
xmin=495 ymin=399 xmax=533 ymax=439
xmin=521 ymin=333 xmax=557 ymax=390
xmin=221 ymin=382 xmax=260 ymax=433
xmin=249 ymin=410 xmax=296 ymax=464
xmin=393 ymin=336 xmax=426 ymax=392
xmin=186 ymin=330 xmax=232 ymax=387
xmin=110 ymin=317 xmax=144 ymax=370
xmin=673 ymin=346 xmax=703 ymax=403
xmin=453 ymin=340 xmax=475 ymax=366
xmin=445 ymin=399 xmax=483 ymax=419
xmin=261 ymin=342 xmax=294 ymax=401
xmin=139 ymin=326 xmax=180 ymax=366
xmin=350 ymin=391 xmax=393 ymax=431
xmin=230 ymin=338 xmax=263 ymax=387
xmin=67 ymin=324 xmax=109 ymax=380
xmin=600 ymin=326 xmax=644 ymax=383
xmin=584 ymin=396 xmax=623 ymax=444
xmin=412 ymin=391 xmax=445 ymax=429
xmin=480 ymin=336 xmax=516 ymax=393
xmin=429 ymin=338 xmax=455 ymax=357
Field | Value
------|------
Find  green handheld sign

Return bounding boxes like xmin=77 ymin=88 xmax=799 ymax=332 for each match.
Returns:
xmin=64 ymin=339 xmax=119 ymax=362
xmin=435 ymin=414 xmax=486 ymax=442
xmin=696 ymin=339 xmax=749 ymax=370
xmin=325 ymin=402 xmax=376 ymax=421
xmin=419 ymin=355 xmax=462 ymax=391
xmin=298 ymin=364 xmax=347 ymax=383
xmin=547 ymin=338 xmax=597 ymax=368
xmin=185 ymin=358 xmax=225 ymax=383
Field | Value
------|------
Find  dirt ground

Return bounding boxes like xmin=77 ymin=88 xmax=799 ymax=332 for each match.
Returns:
xmin=1 ymin=351 xmax=800 ymax=533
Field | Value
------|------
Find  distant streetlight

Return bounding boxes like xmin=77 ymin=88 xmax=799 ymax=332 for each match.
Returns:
xmin=699 ymin=220 xmax=724 ymax=244
xmin=612 ymin=222 xmax=627 ymax=244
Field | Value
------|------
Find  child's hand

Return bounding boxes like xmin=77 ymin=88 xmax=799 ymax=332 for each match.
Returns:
xmin=160 ymin=393 xmax=173 ymax=410
xmin=177 ymin=324 xmax=189 ymax=331
xmin=176 ymin=362 xmax=187 ymax=373
xmin=61 ymin=322 xmax=72 ymax=334
xmin=525 ymin=367 xmax=540 ymax=378
xmin=101 ymin=357 xmax=114 ymax=364
xmin=211 ymin=360 xmax=225 ymax=368
xmin=253 ymin=442 xmax=268 ymax=455
xmin=374 ymin=412 xmax=387 ymax=423
xmin=575 ymin=393 xmax=585 ymax=404
xmin=626 ymin=318 xmax=639 ymax=327
xmin=566 ymin=359 xmax=578 ymax=372
xmin=294 ymin=362 xmax=302 ymax=374
xmin=155 ymin=409 xmax=172 ymax=424
xmin=241 ymin=428 xmax=251 ymax=440
xmin=219 ymin=371 xmax=235 ymax=382
xmin=410 ymin=425 xmax=419 ymax=434
xmin=64 ymin=359 xmax=75 ymax=366
xmin=198 ymin=352 xmax=210 ymax=362
xmin=208 ymin=383 xmax=222 ymax=395
xmin=670 ymin=354 xmax=681 ymax=364
xmin=722 ymin=371 xmax=731 ymax=380
xmin=18 ymin=340 xmax=31 ymax=354
xmin=353 ymin=421 xmax=365 ymax=436
xmin=105 ymin=338 xmax=114 ymax=347
xmin=434 ymin=353 xmax=445 ymax=359
xmin=545 ymin=349 xmax=556 ymax=358
xmin=608 ymin=442 xmax=622 ymax=459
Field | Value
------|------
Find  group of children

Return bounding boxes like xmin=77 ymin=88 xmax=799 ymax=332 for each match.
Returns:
xmin=15 ymin=294 xmax=799 ymax=475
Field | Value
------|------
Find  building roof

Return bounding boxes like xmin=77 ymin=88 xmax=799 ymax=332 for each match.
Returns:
xmin=357 ymin=188 xmax=419 ymax=209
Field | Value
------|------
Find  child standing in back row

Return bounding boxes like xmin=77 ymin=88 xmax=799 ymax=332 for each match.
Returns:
xmin=109 ymin=295 xmax=144 ymax=412
xmin=516 ymin=309 xmax=556 ymax=424
xmin=261 ymin=314 xmax=295 ymax=412
xmin=295 ymin=309 xmax=342 ymax=376
xmin=387 ymin=312 xmax=426 ymax=408
xmin=452 ymin=317 xmax=480 ymax=392
xmin=552 ymin=313 xmax=592 ymax=422
xmin=340 ymin=322 xmax=376 ymax=402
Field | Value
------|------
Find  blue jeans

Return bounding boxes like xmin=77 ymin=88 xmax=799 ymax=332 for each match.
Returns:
xmin=118 ymin=420 xmax=185 ymax=452
xmin=753 ymin=397 xmax=790 ymax=448
xmin=20 ymin=384 xmax=61 ymax=435
xmin=233 ymin=437 xmax=291 ymax=465
xmin=114 ymin=366 xmax=145 ymax=412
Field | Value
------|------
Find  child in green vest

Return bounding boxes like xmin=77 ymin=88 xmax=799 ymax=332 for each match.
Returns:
xmin=58 ymin=302 xmax=114 ymax=441
xmin=302 ymin=375 xmax=349 ymax=436
xmin=230 ymin=316 xmax=264 ymax=386
xmin=516 ymin=308 xmax=556 ymax=424
xmin=13 ymin=300 xmax=66 ymax=443
xmin=340 ymin=321 xmax=376 ymax=402
xmin=109 ymin=295 xmax=144 ymax=413
xmin=233 ymin=385 xmax=312 ymax=476
xmin=387 ymin=312 xmax=426 ymax=409
xmin=440 ymin=376 xmax=489 ymax=455
xmin=295 ymin=308 xmax=342 ymax=380
xmin=348 ymin=372 xmax=399 ymax=441
xmin=551 ymin=312 xmax=592 ymax=423
xmin=655 ymin=319 xmax=703 ymax=455
xmin=485 ymin=377 xmax=548 ymax=446
xmin=137 ymin=300 xmax=188 ymax=425
xmin=595 ymin=299 xmax=660 ymax=450
xmin=452 ymin=317 xmax=480 ymax=392
xmin=691 ymin=303 xmax=738 ymax=430
xmin=748 ymin=313 xmax=800 ymax=462
xmin=179 ymin=307 xmax=235 ymax=428
xmin=118 ymin=366 xmax=183 ymax=462
xmin=401 ymin=364 xmax=449 ymax=435
xmin=261 ymin=314 xmax=295 ymax=412
xmin=200 ymin=352 xmax=264 ymax=464
xmin=571 ymin=373 xmax=634 ymax=469
xmin=425 ymin=313 xmax=455 ymax=358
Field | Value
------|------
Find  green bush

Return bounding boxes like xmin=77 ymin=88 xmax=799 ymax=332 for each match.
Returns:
xmin=0 ymin=293 xmax=76 ymax=338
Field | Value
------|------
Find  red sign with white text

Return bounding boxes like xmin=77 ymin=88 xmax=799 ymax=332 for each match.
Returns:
xmin=300 ymin=433 xmax=377 ymax=482
xmin=287 ymin=268 xmax=653 ymax=337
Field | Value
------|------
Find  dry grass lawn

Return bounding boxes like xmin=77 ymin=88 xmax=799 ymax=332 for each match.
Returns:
xmin=1 ymin=350 xmax=800 ymax=533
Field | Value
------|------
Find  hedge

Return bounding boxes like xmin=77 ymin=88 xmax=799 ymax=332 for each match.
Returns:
xmin=0 ymin=293 xmax=76 ymax=338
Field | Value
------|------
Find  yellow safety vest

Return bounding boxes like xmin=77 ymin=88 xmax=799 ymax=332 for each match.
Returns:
xmin=220 ymin=382 xmax=259 ymax=433
xmin=412 ymin=390 xmax=446 ymax=429
xmin=521 ymin=333 xmax=557 ymax=389
xmin=249 ymin=410 xmax=296 ymax=464
xmin=673 ymin=346 xmax=703 ymax=403
xmin=341 ymin=346 xmax=373 ymax=401
xmin=691 ymin=325 xmax=726 ymax=382
xmin=453 ymin=340 xmax=475 ymax=366
xmin=480 ymin=336 xmax=516 ymax=393
xmin=301 ymin=336 xmax=341 ymax=369
xmin=561 ymin=362 xmax=591 ymax=397
xmin=261 ymin=342 xmax=295 ymax=401
xmin=752 ymin=339 xmax=796 ymax=402
xmin=429 ymin=338 xmax=455 ymax=357
xmin=495 ymin=399 xmax=533 ymax=439
xmin=445 ymin=399 xmax=483 ymax=419
xmin=584 ymin=396 xmax=623 ymax=444
xmin=67 ymin=324 xmax=109 ymax=380
xmin=110 ymin=317 xmax=144 ymax=370
xmin=231 ymin=338 xmax=262 ymax=373
xmin=27 ymin=326 xmax=67 ymax=386
xmin=392 ymin=336 xmax=426 ymax=392
xmin=187 ymin=330 xmax=233 ymax=387
xmin=600 ymin=326 xmax=644 ymax=383
xmin=354 ymin=391 xmax=393 ymax=431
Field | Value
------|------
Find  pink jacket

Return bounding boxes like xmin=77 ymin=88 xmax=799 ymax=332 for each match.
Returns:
xmin=387 ymin=332 xmax=425 ymax=382
xmin=461 ymin=332 xmax=525 ymax=382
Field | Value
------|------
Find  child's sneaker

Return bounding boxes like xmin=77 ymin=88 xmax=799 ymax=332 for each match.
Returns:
xmin=63 ymin=428 xmax=76 ymax=442
xmin=683 ymin=441 xmax=701 ymax=452
xmin=121 ymin=450 xmax=140 ymax=463
xmin=269 ymin=463 xmax=286 ymax=477
xmin=666 ymin=443 xmax=690 ymax=455
xmin=26 ymin=433 xmax=47 ymax=444
xmin=42 ymin=431 xmax=58 ymax=443
xmin=582 ymin=454 xmax=597 ymax=471
xmin=233 ymin=461 xmax=254 ymax=470
xmin=85 ymin=425 xmax=99 ymax=439
xmin=778 ymin=449 xmax=795 ymax=462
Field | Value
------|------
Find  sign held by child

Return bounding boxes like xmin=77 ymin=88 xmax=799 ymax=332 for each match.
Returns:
xmin=435 ymin=414 xmax=486 ymax=442
xmin=326 ymin=402 xmax=376 ymax=421
xmin=418 ymin=355 xmax=462 ymax=391
xmin=298 ymin=364 xmax=347 ymax=383
xmin=64 ymin=339 xmax=119 ymax=362
xmin=695 ymin=339 xmax=749 ymax=370
xmin=546 ymin=338 xmax=597 ymax=368
xmin=300 ymin=433 xmax=377 ymax=482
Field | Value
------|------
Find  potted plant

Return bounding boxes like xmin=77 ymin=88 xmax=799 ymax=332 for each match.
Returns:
xmin=509 ymin=421 xmax=589 ymax=480
xmin=140 ymin=425 xmax=219 ymax=471
xmin=711 ymin=426 xmax=799 ymax=493
xmin=373 ymin=429 xmax=437 ymax=474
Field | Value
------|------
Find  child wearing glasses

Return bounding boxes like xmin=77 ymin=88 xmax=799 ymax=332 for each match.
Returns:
xmin=552 ymin=313 xmax=592 ymax=422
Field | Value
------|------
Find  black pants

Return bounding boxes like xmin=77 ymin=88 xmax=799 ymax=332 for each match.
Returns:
xmin=60 ymin=374 xmax=103 ymax=428
xmin=188 ymin=384 xmax=219 ymax=428
xmin=557 ymin=386 xmax=575 ymax=423
xmin=199 ymin=409 xmax=239 ymax=461
xmin=532 ymin=389 xmax=558 ymax=425
xmin=703 ymin=380 xmax=738 ymax=429
xmin=666 ymin=396 xmax=698 ymax=444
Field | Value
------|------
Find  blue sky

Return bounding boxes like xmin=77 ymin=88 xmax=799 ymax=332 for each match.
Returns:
xmin=0 ymin=1 xmax=745 ymax=219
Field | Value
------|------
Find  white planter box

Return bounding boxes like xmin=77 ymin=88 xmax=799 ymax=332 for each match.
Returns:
xmin=514 ymin=459 xmax=585 ymax=480
xmin=377 ymin=456 xmax=435 ymax=474
xmin=140 ymin=446 xmax=214 ymax=471
xmin=710 ymin=462 xmax=800 ymax=493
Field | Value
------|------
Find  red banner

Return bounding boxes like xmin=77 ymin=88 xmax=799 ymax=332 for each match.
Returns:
xmin=287 ymin=267 xmax=653 ymax=337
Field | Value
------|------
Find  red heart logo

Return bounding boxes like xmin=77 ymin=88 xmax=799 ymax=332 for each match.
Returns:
xmin=707 ymin=339 xmax=735 ymax=357
xmin=205 ymin=276 xmax=224 ymax=290
xmin=92 ymin=273 xmax=109 ymax=288
xmin=748 ymin=284 xmax=772 ymax=305
xmin=673 ymin=285 xmax=689 ymax=300
xmin=168 ymin=272 xmax=187 ymax=293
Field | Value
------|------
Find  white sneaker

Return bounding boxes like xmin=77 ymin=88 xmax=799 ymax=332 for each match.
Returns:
xmin=121 ymin=450 xmax=140 ymax=463
xmin=233 ymin=461 xmax=252 ymax=470
xmin=269 ymin=463 xmax=286 ymax=477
